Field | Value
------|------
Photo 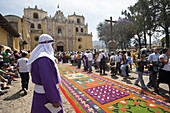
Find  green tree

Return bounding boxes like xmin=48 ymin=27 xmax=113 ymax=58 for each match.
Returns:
xmin=132 ymin=0 xmax=150 ymax=48
xmin=150 ymin=0 xmax=170 ymax=47
xmin=97 ymin=19 xmax=134 ymax=50
xmin=122 ymin=4 xmax=144 ymax=49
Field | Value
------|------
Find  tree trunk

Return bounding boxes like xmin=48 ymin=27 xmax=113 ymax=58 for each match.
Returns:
xmin=144 ymin=30 xmax=147 ymax=48
xmin=149 ymin=33 xmax=152 ymax=49
xmin=137 ymin=34 xmax=141 ymax=49
xmin=165 ymin=26 xmax=169 ymax=47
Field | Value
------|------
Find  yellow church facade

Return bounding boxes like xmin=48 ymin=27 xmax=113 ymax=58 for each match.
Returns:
xmin=0 ymin=14 xmax=20 ymax=51
xmin=4 ymin=5 xmax=93 ymax=52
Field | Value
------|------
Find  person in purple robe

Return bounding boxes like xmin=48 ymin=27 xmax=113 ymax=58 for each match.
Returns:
xmin=27 ymin=34 xmax=63 ymax=113
xmin=82 ymin=51 xmax=88 ymax=71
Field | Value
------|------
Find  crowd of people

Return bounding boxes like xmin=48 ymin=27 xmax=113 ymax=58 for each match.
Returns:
xmin=0 ymin=45 xmax=30 ymax=95
xmin=55 ymin=47 xmax=170 ymax=95
xmin=0 ymin=44 xmax=170 ymax=96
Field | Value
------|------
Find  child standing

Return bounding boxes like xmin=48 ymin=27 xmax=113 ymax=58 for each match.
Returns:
xmin=134 ymin=55 xmax=148 ymax=89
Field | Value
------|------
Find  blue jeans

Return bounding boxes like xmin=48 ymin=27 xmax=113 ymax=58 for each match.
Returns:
xmin=120 ymin=64 xmax=127 ymax=76
xmin=2 ymin=75 xmax=11 ymax=85
xmin=135 ymin=72 xmax=146 ymax=88
xmin=88 ymin=61 xmax=92 ymax=72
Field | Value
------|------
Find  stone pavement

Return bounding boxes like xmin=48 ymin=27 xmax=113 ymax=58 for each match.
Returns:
xmin=0 ymin=73 xmax=75 ymax=113
xmin=0 ymin=63 xmax=169 ymax=113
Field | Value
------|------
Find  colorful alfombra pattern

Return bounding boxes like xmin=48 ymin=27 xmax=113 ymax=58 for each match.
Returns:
xmin=58 ymin=64 xmax=170 ymax=113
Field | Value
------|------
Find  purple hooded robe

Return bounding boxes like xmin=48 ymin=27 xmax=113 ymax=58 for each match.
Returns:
xmin=31 ymin=57 xmax=63 ymax=113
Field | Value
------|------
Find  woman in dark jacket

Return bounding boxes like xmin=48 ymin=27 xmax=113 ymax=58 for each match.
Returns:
xmin=155 ymin=48 xmax=170 ymax=95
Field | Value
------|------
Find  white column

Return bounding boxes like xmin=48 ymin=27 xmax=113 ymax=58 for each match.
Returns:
xmin=45 ymin=20 xmax=47 ymax=34
xmin=73 ymin=39 xmax=75 ymax=51
xmin=66 ymin=38 xmax=68 ymax=51
xmin=53 ymin=21 xmax=55 ymax=36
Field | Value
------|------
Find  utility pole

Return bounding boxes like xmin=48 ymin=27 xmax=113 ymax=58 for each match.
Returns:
xmin=105 ymin=17 xmax=116 ymax=50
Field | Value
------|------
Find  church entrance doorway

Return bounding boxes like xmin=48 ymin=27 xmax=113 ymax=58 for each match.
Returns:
xmin=57 ymin=46 xmax=63 ymax=52
xmin=56 ymin=42 xmax=65 ymax=52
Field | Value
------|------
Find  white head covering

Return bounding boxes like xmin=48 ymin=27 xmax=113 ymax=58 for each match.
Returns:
xmin=27 ymin=34 xmax=62 ymax=85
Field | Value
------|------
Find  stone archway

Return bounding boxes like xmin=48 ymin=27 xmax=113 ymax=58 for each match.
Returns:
xmin=56 ymin=42 xmax=64 ymax=52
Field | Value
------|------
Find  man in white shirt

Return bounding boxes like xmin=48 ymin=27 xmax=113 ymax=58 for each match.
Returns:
xmin=99 ymin=50 xmax=106 ymax=75
xmin=87 ymin=50 xmax=93 ymax=73
xmin=104 ymin=50 xmax=109 ymax=60
xmin=147 ymin=48 xmax=159 ymax=89
xmin=15 ymin=51 xmax=29 ymax=94
xmin=115 ymin=52 xmax=122 ymax=75
xmin=110 ymin=52 xmax=116 ymax=75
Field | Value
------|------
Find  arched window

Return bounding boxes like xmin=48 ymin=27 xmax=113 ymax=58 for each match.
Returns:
xmin=34 ymin=36 xmax=39 ymax=41
xmin=38 ymin=24 xmax=41 ymax=29
xmin=76 ymin=27 xmax=78 ymax=32
xmin=78 ymin=45 xmax=82 ymax=49
xmin=33 ymin=13 xmax=38 ymax=19
xmin=78 ymin=38 xmax=82 ymax=42
xmin=81 ymin=28 xmax=83 ymax=32
xmin=31 ymin=23 xmax=34 ymax=28
xmin=58 ymin=28 xmax=62 ymax=34
xmin=77 ymin=18 xmax=80 ymax=24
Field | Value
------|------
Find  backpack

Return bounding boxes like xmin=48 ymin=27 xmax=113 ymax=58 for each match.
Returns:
xmin=101 ymin=54 xmax=105 ymax=63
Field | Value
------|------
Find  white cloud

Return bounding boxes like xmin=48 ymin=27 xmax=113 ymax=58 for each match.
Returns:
xmin=0 ymin=0 xmax=137 ymax=40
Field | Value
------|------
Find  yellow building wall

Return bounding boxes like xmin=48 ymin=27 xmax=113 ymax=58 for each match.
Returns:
xmin=13 ymin=37 xmax=19 ymax=50
xmin=18 ymin=18 xmax=22 ymax=33
xmin=24 ymin=10 xmax=28 ymax=18
xmin=24 ymin=44 xmax=28 ymax=50
xmin=0 ymin=27 xmax=19 ymax=51
xmin=13 ymin=18 xmax=22 ymax=51
xmin=86 ymin=37 xmax=93 ymax=50
xmin=30 ymin=34 xmax=40 ymax=50
xmin=75 ymin=36 xmax=93 ymax=51
xmin=22 ymin=18 xmax=30 ymax=50
xmin=0 ymin=27 xmax=8 ymax=46
xmin=42 ymin=20 xmax=45 ymax=34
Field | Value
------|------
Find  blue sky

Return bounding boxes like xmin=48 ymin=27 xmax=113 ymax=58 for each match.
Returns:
xmin=0 ymin=0 xmax=137 ymax=41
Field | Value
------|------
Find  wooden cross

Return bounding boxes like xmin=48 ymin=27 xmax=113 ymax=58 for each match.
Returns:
xmin=105 ymin=17 xmax=116 ymax=39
